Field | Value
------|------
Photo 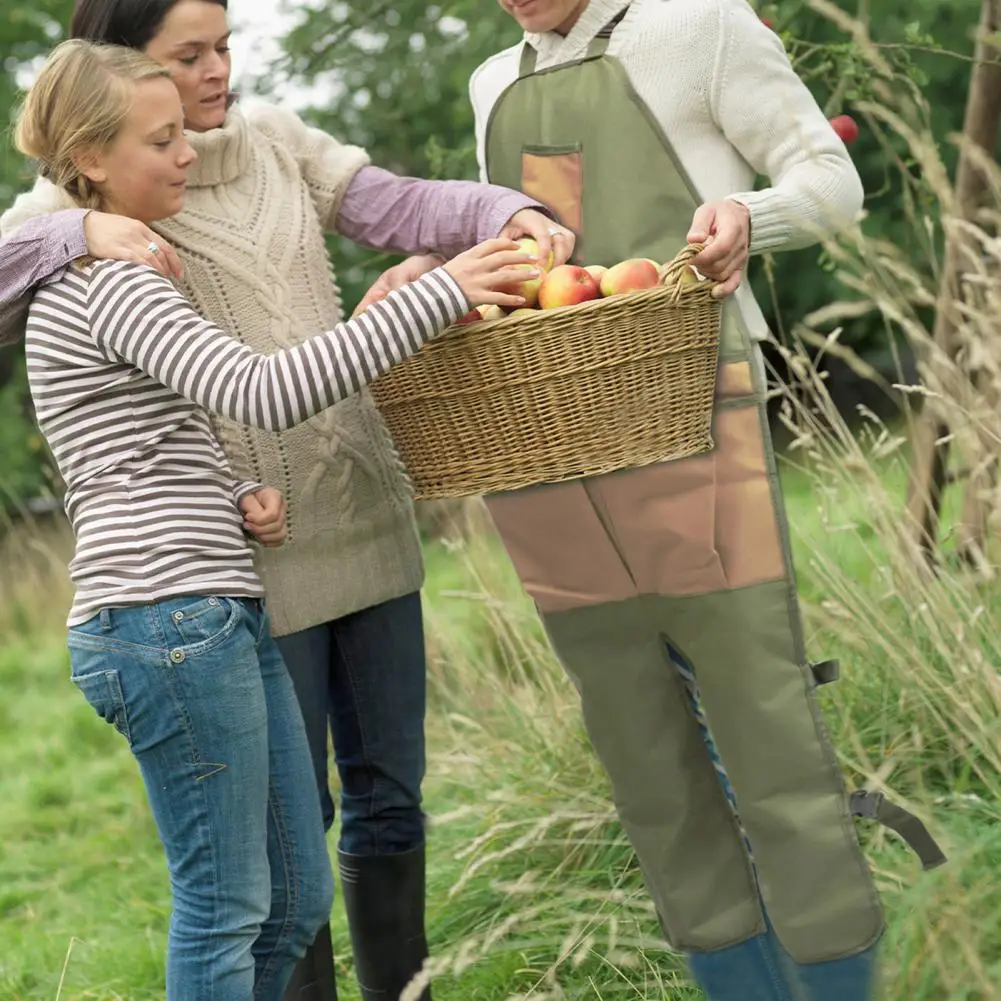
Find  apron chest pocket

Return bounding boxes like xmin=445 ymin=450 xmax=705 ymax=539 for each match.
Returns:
xmin=521 ymin=143 xmax=584 ymax=238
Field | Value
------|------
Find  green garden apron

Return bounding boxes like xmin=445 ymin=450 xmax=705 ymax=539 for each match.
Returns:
xmin=481 ymin=9 xmax=942 ymax=963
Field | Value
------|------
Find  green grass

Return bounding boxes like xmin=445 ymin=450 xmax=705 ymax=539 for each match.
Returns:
xmin=2 ymin=452 xmax=1001 ymax=1000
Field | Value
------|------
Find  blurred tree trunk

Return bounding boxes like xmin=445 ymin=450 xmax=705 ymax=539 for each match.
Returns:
xmin=905 ymin=0 xmax=1001 ymax=560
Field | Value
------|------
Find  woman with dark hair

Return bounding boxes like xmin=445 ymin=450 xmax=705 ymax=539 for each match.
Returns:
xmin=0 ymin=2 xmax=576 ymax=1000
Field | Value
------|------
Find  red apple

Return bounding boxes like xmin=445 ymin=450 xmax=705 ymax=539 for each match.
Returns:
xmin=584 ymin=264 xmax=608 ymax=285
xmin=600 ymin=258 xmax=661 ymax=297
xmin=454 ymin=309 xmax=482 ymax=325
xmin=538 ymin=265 xmax=601 ymax=309
xmin=829 ymin=114 xmax=859 ymax=145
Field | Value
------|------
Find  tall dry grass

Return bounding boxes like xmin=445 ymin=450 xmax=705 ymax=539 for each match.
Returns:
xmin=1 ymin=7 xmax=999 ymax=997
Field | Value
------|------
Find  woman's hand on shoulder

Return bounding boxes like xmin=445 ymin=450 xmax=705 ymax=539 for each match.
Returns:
xmin=83 ymin=211 xmax=183 ymax=280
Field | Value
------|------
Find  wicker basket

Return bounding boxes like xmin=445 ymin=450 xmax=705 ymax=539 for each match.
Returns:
xmin=369 ymin=244 xmax=722 ymax=499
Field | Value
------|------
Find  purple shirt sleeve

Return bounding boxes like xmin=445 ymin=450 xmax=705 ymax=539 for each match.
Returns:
xmin=335 ymin=165 xmax=550 ymax=259
xmin=0 ymin=208 xmax=89 ymax=303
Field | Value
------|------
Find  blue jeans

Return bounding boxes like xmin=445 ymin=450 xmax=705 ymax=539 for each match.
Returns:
xmin=68 ymin=596 xmax=334 ymax=1001
xmin=688 ymin=924 xmax=880 ymax=1000
xmin=275 ymin=591 xmax=427 ymax=856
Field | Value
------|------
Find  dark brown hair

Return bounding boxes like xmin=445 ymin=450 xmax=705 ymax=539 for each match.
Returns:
xmin=71 ymin=0 xmax=228 ymax=52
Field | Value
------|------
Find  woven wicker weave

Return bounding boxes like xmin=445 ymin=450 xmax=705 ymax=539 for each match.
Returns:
xmin=369 ymin=244 xmax=722 ymax=499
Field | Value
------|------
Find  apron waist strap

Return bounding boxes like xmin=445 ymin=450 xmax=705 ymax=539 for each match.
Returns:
xmin=850 ymin=790 xmax=947 ymax=871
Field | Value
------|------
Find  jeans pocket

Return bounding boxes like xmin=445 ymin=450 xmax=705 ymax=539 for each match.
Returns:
xmin=166 ymin=596 xmax=235 ymax=649
xmin=72 ymin=669 xmax=132 ymax=745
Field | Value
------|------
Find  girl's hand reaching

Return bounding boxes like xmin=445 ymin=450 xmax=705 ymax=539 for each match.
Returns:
xmin=444 ymin=238 xmax=539 ymax=309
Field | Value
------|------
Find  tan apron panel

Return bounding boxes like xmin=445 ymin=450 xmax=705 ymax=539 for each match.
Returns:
xmin=485 ymin=362 xmax=784 ymax=612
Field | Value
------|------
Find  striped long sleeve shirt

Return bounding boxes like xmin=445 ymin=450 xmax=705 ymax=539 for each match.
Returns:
xmin=26 ymin=259 xmax=467 ymax=625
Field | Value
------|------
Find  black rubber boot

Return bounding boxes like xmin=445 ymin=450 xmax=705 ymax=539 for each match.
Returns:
xmin=338 ymin=847 xmax=432 ymax=1001
xmin=282 ymin=922 xmax=338 ymax=1001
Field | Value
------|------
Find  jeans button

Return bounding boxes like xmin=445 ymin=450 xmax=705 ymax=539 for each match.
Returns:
xmin=169 ymin=649 xmax=186 ymax=664
xmin=208 ymin=598 xmax=218 ymax=606
xmin=173 ymin=611 xmax=184 ymax=622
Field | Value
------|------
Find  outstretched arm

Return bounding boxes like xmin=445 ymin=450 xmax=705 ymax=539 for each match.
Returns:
xmin=83 ymin=240 xmax=534 ymax=431
xmin=85 ymin=261 xmax=468 ymax=432
xmin=248 ymin=104 xmax=563 ymax=259
xmin=337 ymin=164 xmax=550 ymax=259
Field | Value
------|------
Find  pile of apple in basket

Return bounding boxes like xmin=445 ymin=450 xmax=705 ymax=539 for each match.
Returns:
xmin=368 ymin=238 xmax=724 ymax=501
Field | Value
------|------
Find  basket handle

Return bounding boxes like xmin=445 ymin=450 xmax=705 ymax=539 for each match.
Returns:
xmin=657 ymin=244 xmax=716 ymax=305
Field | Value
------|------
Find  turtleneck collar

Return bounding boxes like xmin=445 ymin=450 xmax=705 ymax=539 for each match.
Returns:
xmin=524 ymin=0 xmax=633 ymax=63
xmin=185 ymin=106 xmax=251 ymax=188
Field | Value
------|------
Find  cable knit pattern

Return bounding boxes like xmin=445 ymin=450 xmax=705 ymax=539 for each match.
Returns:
xmin=126 ymin=104 xmax=426 ymax=636
xmin=469 ymin=0 xmax=865 ymax=341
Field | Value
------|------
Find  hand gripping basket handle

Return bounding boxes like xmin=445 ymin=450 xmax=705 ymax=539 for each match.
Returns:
xmin=658 ymin=243 xmax=717 ymax=305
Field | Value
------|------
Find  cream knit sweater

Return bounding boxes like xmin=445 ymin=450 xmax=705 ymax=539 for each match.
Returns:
xmin=4 ymin=105 xmax=423 ymax=636
xmin=470 ymin=0 xmax=865 ymax=341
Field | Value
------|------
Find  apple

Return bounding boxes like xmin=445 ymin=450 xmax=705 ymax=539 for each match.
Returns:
xmin=509 ymin=308 xmax=538 ymax=317
xmin=600 ymin=258 xmax=660 ymax=297
xmin=454 ymin=309 xmax=482 ymax=325
xmin=508 ymin=238 xmax=548 ymax=304
xmin=509 ymin=236 xmax=553 ymax=306
xmin=584 ymin=264 xmax=608 ymax=285
xmin=476 ymin=304 xmax=507 ymax=321
xmin=829 ymin=114 xmax=859 ymax=145
xmin=538 ymin=265 xmax=601 ymax=309
xmin=516 ymin=236 xmax=554 ymax=272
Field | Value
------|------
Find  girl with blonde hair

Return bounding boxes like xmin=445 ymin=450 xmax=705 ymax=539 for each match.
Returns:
xmin=14 ymin=38 xmax=534 ymax=1001
xmin=0 ymin=6 xmax=574 ymax=991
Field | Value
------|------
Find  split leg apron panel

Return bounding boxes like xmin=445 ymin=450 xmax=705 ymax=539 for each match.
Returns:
xmin=487 ymin=334 xmax=882 ymax=962
xmin=481 ymin=14 xmax=885 ymax=964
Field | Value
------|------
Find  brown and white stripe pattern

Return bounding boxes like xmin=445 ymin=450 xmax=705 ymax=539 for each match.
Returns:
xmin=26 ymin=260 xmax=466 ymax=625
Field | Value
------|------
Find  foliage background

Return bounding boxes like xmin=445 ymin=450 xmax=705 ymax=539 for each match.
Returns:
xmin=0 ymin=0 xmax=992 ymax=505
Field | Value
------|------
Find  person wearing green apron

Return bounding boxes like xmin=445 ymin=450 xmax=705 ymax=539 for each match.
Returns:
xmin=461 ymin=1 xmax=946 ymax=998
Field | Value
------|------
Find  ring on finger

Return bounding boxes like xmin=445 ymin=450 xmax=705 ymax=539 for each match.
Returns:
xmin=547 ymin=227 xmax=563 ymax=238
xmin=146 ymin=241 xmax=160 ymax=256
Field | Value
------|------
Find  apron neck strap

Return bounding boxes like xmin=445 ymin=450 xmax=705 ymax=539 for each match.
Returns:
xmin=518 ymin=41 xmax=538 ymax=78
xmin=519 ymin=4 xmax=631 ymax=77
xmin=586 ymin=5 xmax=630 ymax=58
